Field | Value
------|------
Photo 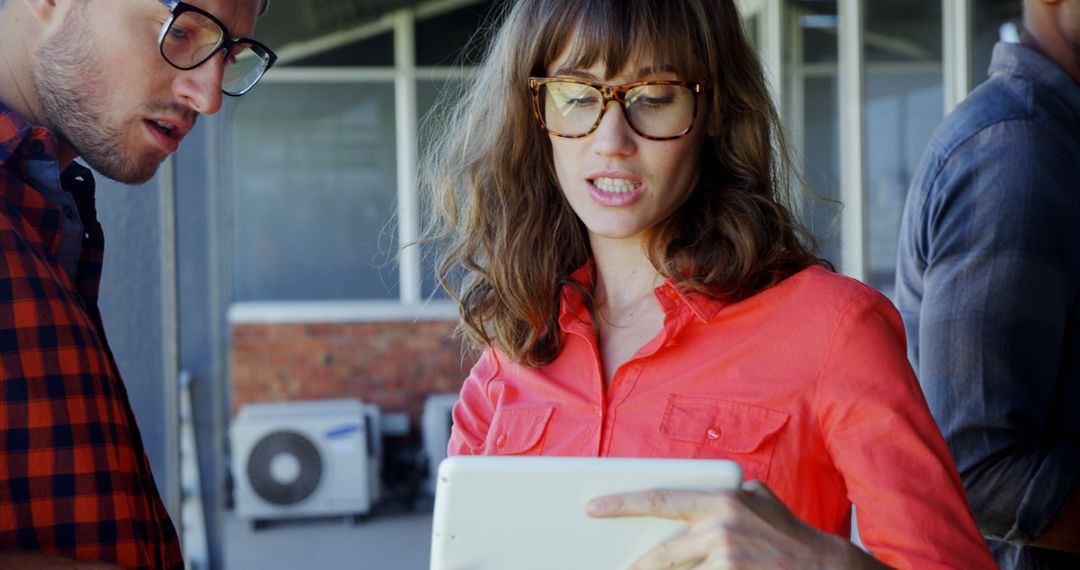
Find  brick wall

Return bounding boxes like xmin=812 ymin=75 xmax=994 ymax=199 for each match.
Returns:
xmin=231 ymin=319 xmax=473 ymax=425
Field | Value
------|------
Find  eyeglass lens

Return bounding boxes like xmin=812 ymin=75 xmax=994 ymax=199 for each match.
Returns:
xmin=540 ymin=82 xmax=696 ymax=138
xmin=161 ymin=10 xmax=271 ymax=94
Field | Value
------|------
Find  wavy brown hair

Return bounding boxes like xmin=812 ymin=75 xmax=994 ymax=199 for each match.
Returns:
xmin=422 ymin=0 xmax=828 ymax=367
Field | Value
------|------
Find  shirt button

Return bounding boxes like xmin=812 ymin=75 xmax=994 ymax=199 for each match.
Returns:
xmin=496 ymin=434 xmax=507 ymax=448
xmin=594 ymin=406 xmax=603 ymax=418
xmin=706 ymin=428 xmax=721 ymax=440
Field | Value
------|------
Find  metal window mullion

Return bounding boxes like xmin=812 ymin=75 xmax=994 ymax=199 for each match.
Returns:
xmin=786 ymin=4 xmax=807 ymax=223
xmin=262 ymin=67 xmax=399 ymax=82
xmin=394 ymin=10 xmax=421 ymax=305
xmin=838 ymin=0 xmax=866 ymax=281
xmin=943 ymin=0 xmax=972 ymax=113
xmin=763 ymin=0 xmax=784 ymax=107
xmin=158 ymin=155 xmax=181 ymax=518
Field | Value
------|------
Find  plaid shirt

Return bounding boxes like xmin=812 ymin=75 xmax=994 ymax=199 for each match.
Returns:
xmin=0 ymin=103 xmax=183 ymax=568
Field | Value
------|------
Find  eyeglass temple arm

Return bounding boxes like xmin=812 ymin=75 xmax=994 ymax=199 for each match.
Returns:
xmin=160 ymin=0 xmax=181 ymax=11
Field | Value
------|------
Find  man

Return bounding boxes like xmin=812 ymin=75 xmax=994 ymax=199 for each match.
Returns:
xmin=0 ymin=0 xmax=274 ymax=568
xmin=896 ymin=0 xmax=1080 ymax=567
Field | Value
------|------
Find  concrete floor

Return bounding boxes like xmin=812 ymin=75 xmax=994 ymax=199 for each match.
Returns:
xmin=224 ymin=509 xmax=433 ymax=570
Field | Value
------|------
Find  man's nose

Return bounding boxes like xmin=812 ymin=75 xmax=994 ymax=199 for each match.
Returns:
xmin=172 ymin=54 xmax=225 ymax=116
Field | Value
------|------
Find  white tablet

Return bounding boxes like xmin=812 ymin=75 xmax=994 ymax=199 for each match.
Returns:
xmin=430 ymin=456 xmax=743 ymax=570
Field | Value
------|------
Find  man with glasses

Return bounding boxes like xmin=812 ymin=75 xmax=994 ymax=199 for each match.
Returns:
xmin=0 ymin=0 xmax=274 ymax=567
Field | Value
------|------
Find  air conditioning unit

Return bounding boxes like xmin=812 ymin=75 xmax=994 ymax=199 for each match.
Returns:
xmin=231 ymin=399 xmax=372 ymax=521
xmin=422 ymin=393 xmax=459 ymax=495
xmin=361 ymin=403 xmax=382 ymax=506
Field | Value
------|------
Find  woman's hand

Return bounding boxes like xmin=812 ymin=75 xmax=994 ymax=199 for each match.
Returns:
xmin=586 ymin=480 xmax=892 ymax=570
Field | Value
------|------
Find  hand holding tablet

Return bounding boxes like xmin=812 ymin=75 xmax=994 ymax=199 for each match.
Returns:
xmin=587 ymin=480 xmax=848 ymax=569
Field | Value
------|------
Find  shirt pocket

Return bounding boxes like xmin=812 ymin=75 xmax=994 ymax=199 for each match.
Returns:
xmin=656 ymin=395 xmax=789 ymax=481
xmin=483 ymin=406 xmax=554 ymax=456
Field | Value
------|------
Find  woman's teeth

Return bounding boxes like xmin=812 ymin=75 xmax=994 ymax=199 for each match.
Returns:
xmin=592 ymin=177 xmax=641 ymax=193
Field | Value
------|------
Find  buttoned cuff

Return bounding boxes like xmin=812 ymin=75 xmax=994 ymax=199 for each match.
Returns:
xmin=1003 ymin=443 xmax=1080 ymax=544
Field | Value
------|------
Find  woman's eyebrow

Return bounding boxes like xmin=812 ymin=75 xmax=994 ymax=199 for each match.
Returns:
xmin=549 ymin=64 xmax=678 ymax=80
xmin=549 ymin=68 xmax=601 ymax=80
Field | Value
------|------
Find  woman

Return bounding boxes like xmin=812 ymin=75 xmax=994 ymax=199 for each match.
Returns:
xmin=423 ymin=0 xmax=995 ymax=568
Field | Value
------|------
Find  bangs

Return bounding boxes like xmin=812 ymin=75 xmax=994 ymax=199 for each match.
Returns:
xmin=537 ymin=0 xmax=710 ymax=80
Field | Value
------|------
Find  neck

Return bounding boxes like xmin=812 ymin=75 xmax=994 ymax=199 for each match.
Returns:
xmin=1022 ymin=7 xmax=1080 ymax=86
xmin=590 ymin=234 xmax=665 ymax=315
xmin=0 ymin=6 xmax=80 ymax=170
xmin=0 ymin=4 xmax=45 ymax=126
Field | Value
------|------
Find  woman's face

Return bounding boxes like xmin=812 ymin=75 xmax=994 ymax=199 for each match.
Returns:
xmin=545 ymin=50 xmax=709 ymax=248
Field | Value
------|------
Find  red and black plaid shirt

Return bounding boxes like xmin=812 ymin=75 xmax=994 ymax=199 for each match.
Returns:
xmin=0 ymin=103 xmax=183 ymax=568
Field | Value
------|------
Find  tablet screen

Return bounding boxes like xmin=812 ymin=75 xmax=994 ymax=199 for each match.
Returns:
xmin=430 ymin=456 xmax=743 ymax=570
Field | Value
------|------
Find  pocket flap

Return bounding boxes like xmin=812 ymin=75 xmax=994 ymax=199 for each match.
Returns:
xmin=660 ymin=396 xmax=788 ymax=453
xmin=486 ymin=406 xmax=554 ymax=455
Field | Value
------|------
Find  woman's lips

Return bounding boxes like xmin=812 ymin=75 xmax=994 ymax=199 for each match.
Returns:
xmin=587 ymin=176 xmax=644 ymax=206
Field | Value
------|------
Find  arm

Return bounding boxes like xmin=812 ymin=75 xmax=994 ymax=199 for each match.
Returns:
xmin=0 ymin=218 xmax=180 ymax=566
xmin=907 ymin=120 xmax=1080 ymax=548
xmin=0 ymin=552 xmax=122 ymax=570
xmin=816 ymin=292 xmax=996 ymax=569
xmin=447 ymin=348 xmax=499 ymax=456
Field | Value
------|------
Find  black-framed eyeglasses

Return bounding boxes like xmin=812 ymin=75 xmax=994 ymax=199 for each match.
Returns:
xmin=528 ymin=77 xmax=706 ymax=140
xmin=157 ymin=0 xmax=277 ymax=96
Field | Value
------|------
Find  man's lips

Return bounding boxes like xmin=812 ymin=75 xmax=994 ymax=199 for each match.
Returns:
xmin=143 ymin=117 xmax=191 ymax=153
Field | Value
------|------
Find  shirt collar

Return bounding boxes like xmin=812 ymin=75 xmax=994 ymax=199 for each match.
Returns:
xmin=559 ymin=260 xmax=726 ymax=333
xmin=989 ymin=42 xmax=1080 ymax=124
xmin=0 ymin=99 xmax=34 ymax=162
xmin=0 ymin=99 xmax=69 ymax=177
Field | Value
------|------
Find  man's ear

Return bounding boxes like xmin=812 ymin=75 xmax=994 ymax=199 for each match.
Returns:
xmin=22 ymin=0 xmax=64 ymax=27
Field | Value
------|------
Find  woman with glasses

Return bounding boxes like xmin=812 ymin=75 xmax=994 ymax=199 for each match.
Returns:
xmin=424 ymin=0 xmax=995 ymax=568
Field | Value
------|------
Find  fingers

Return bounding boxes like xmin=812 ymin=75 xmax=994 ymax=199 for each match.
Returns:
xmin=627 ymin=528 xmax=716 ymax=570
xmin=741 ymin=479 xmax=775 ymax=500
xmin=587 ymin=489 xmax=737 ymax=521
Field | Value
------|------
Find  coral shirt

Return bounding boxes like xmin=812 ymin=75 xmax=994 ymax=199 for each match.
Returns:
xmin=449 ymin=265 xmax=995 ymax=569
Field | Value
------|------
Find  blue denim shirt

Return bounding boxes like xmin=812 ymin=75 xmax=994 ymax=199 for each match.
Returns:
xmin=896 ymin=42 xmax=1080 ymax=569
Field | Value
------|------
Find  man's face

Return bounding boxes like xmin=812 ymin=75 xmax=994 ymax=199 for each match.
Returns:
xmin=1068 ymin=0 xmax=1080 ymax=69
xmin=31 ymin=0 xmax=262 ymax=184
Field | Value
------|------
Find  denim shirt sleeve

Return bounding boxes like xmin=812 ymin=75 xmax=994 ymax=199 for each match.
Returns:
xmin=896 ymin=116 xmax=1080 ymax=545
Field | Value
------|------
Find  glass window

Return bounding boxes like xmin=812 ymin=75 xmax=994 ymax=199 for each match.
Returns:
xmin=290 ymin=32 xmax=395 ymax=67
xmin=863 ymin=0 xmax=942 ymax=297
xmin=230 ymin=83 xmax=399 ymax=301
xmin=416 ymin=1 xmax=497 ymax=66
xmin=744 ymin=13 xmax=762 ymax=51
xmin=971 ymin=0 xmax=1022 ymax=88
xmin=417 ymin=77 xmax=467 ymax=300
xmin=785 ymin=0 xmax=842 ymax=269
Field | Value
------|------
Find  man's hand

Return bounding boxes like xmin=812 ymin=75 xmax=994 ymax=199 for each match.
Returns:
xmin=1033 ymin=484 xmax=1080 ymax=552
xmin=586 ymin=480 xmax=891 ymax=570
xmin=0 ymin=551 xmax=123 ymax=570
